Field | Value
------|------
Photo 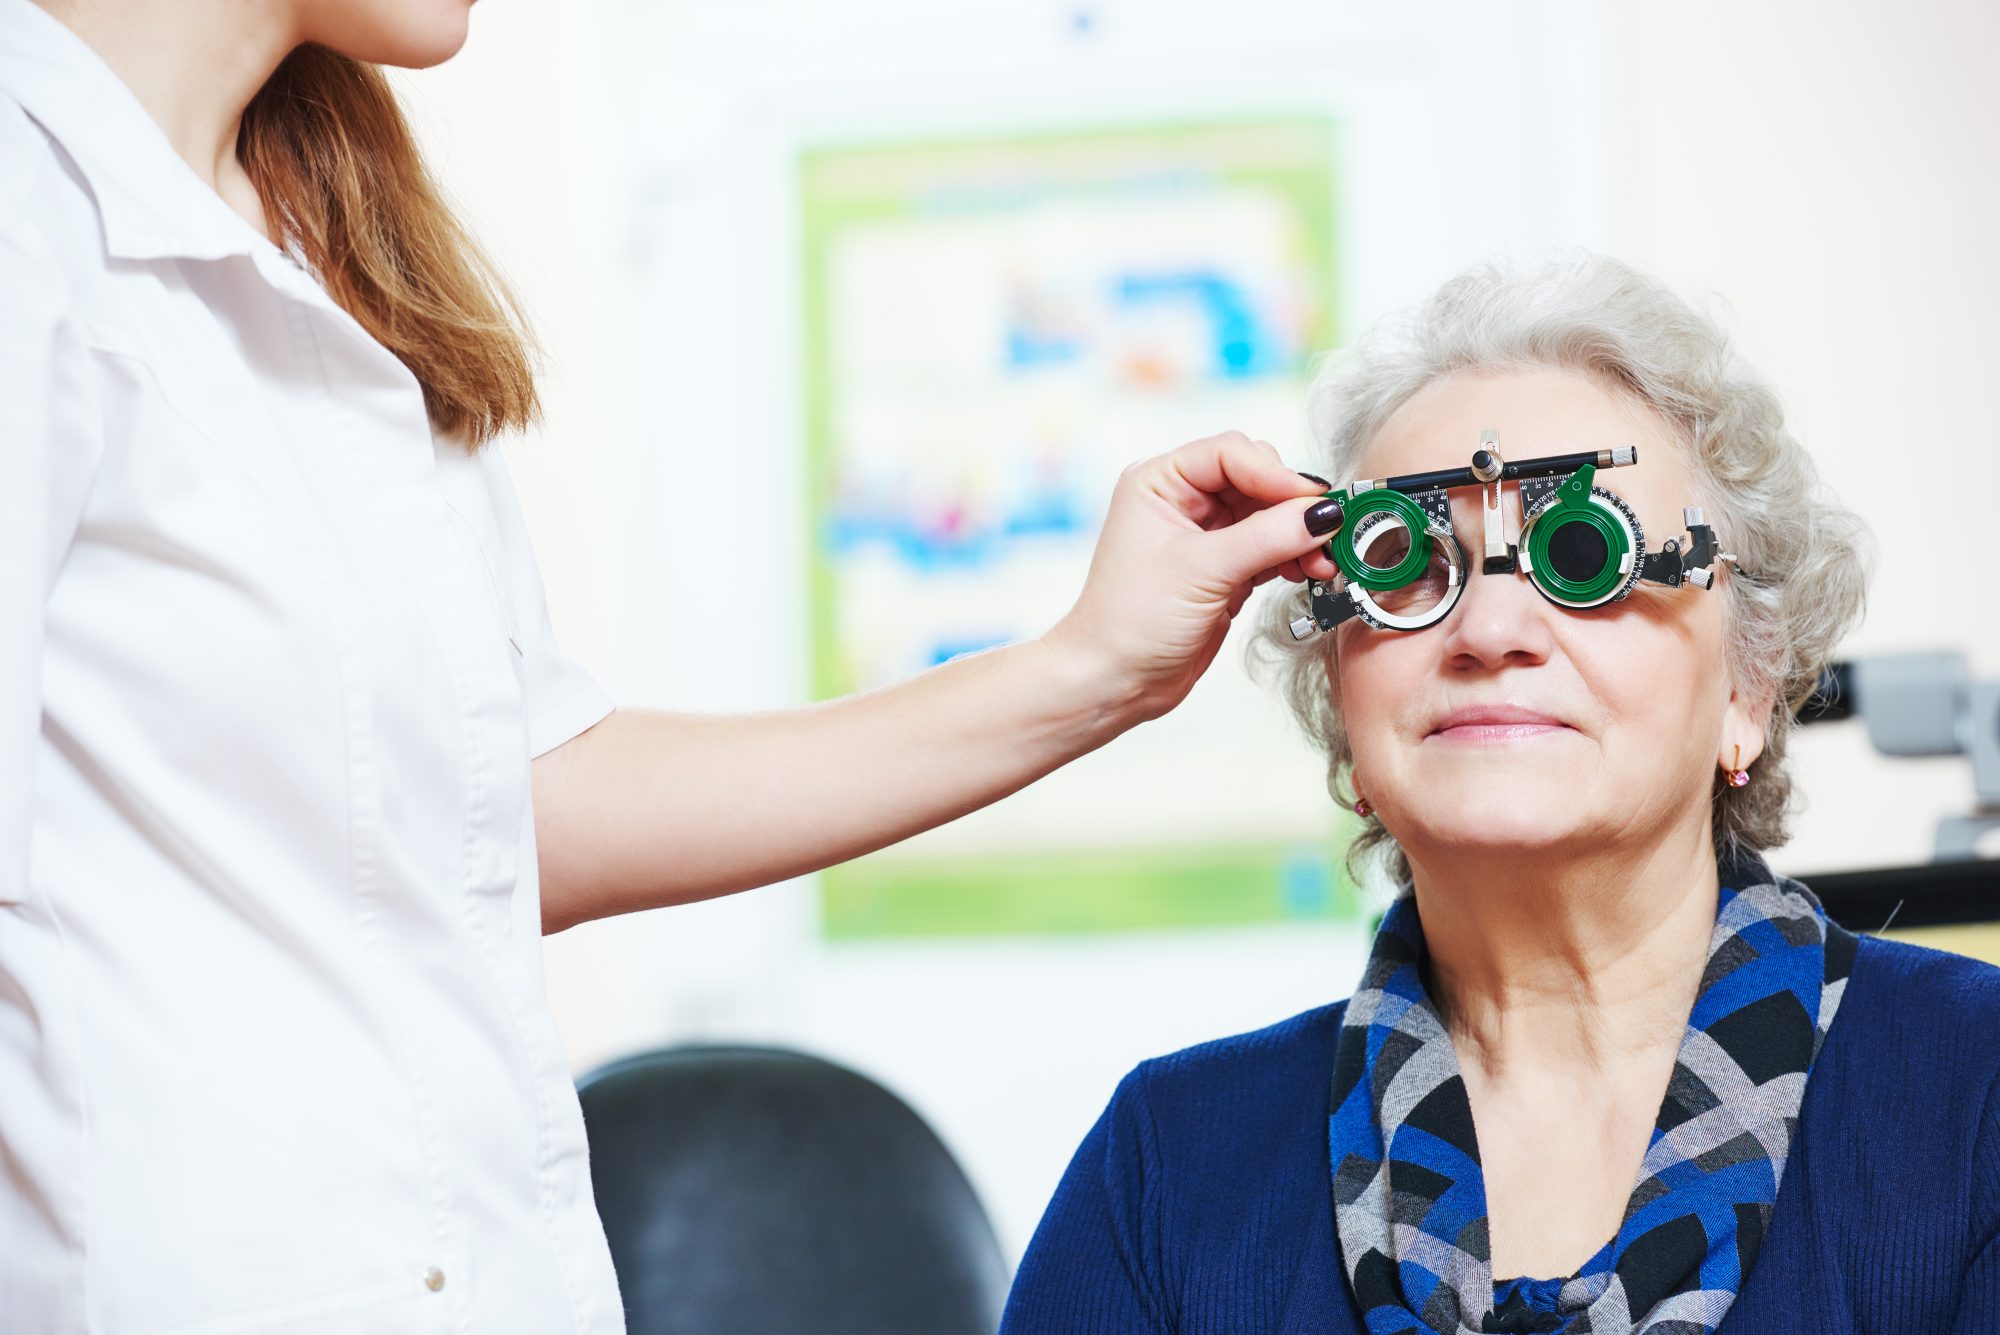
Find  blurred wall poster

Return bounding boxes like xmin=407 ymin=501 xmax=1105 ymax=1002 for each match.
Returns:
xmin=801 ymin=119 xmax=1363 ymax=939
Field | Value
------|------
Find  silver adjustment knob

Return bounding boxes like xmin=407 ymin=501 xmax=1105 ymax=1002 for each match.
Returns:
xmin=1688 ymin=567 xmax=1714 ymax=589
xmin=1471 ymin=430 xmax=1504 ymax=482
xmin=1289 ymin=615 xmax=1320 ymax=641
xmin=1683 ymin=506 xmax=1705 ymax=528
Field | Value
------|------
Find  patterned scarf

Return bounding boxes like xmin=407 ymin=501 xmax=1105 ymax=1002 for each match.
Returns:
xmin=1328 ymin=852 xmax=1856 ymax=1334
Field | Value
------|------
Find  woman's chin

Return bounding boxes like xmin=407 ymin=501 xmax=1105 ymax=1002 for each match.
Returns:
xmin=1404 ymin=746 xmax=1596 ymax=798
xmin=1392 ymin=792 xmax=1599 ymax=860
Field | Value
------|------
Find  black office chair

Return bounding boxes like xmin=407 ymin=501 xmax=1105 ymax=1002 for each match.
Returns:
xmin=577 ymin=1044 xmax=1010 ymax=1335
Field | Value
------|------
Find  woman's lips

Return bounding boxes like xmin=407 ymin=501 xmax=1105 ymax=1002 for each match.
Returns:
xmin=1427 ymin=722 xmax=1573 ymax=744
xmin=1424 ymin=707 xmax=1575 ymax=744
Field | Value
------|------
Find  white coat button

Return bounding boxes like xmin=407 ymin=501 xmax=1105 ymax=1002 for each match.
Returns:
xmin=423 ymin=1267 xmax=446 ymax=1292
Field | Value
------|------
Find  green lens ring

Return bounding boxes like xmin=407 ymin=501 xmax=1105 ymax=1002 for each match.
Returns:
xmin=1349 ymin=529 xmax=1467 ymax=632
xmin=1327 ymin=487 xmax=1432 ymax=591
xmin=1525 ymin=509 xmax=1626 ymax=604
xmin=1519 ymin=468 xmax=1639 ymax=607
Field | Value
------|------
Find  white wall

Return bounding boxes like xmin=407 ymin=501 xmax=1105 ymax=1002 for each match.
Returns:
xmin=397 ymin=0 xmax=2000 ymax=1262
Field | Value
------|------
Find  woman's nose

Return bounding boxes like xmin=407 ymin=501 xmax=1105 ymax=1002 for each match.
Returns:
xmin=1433 ymin=546 xmax=1556 ymax=670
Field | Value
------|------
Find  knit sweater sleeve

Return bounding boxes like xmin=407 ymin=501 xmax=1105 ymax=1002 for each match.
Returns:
xmin=1956 ymin=1233 xmax=2000 ymax=1334
xmin=1001 ymin=1064 xmax=1167 ymax=1335
xmin=1951 ymin=1059 xmax=2000 ymax=1333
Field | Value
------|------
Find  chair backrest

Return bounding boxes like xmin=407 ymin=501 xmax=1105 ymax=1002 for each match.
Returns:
xmin=577 ymin=1044 xmax=1009 ymax=1335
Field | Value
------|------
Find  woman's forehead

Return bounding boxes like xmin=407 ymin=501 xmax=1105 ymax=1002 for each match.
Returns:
xmin=1358 ymin=366 xmax=1686 ymax=482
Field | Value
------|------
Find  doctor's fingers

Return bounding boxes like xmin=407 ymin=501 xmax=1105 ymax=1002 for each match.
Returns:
xmin=1138 ymin=431 xmax=1323 ymax=524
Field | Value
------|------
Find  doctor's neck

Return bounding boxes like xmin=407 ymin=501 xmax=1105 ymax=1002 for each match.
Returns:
xmin=31 ymin=2 xmax=473 ymax=243
xmin=34 ymin=1 xmax=295 ymax=195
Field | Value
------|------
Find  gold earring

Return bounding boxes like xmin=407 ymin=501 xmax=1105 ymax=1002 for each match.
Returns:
xmin=1726 ymin=743 xmax=1750 ymax=789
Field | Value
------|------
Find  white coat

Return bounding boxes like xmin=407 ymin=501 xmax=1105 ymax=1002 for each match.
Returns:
xmin=1 ymin=2 xmax=626 ymax=1329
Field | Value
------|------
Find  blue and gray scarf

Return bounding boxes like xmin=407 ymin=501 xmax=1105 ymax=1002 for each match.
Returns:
xmin=1328 ymin=853 xmax=1857 ymax=1334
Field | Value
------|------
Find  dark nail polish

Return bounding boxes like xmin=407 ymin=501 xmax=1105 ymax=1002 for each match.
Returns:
xmin=1304 ymin=498 xmax=1344 ymax=536
xmin=1297 ymin=470 xmax=1331 ymax=489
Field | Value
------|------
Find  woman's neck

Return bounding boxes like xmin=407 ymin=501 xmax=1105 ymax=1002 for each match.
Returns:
xmin=33 ymin=1 xmax=294 ymax=215
xmin=1409 ymin=822 xmax=1720 ymax=1083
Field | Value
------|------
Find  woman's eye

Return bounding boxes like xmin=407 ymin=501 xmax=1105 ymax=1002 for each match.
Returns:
xmin=1376 ymin=569 xmax=1450 ymax=615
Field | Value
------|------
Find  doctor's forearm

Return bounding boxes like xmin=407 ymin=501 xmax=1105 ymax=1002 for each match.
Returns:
xmin=533 ymin=634 xmax=1135 ymax=932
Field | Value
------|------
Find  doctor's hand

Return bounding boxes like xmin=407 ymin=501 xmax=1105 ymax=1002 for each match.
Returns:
xmin=1043 ymin=430 xmax=1342 ymax=727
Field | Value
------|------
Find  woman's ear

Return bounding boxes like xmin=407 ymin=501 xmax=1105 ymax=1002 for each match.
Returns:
xmin=1719 ymin=673 xmax=1779 ymax=768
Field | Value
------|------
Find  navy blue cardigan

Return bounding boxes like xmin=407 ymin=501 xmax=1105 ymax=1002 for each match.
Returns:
xmin=1002 ymin=933 xmax=2000 ymax=1334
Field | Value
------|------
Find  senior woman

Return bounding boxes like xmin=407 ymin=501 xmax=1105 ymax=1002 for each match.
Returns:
xmin=1000 ymin=254 xmax=2000 ymax=1335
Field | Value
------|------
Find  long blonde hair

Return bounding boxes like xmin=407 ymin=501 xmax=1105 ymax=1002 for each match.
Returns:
xmin=238 ymin=45 xmax=538 ymax=449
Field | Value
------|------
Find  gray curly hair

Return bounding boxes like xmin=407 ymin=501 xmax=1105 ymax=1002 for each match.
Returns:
xmin=1250 ymin=252 xmax=1873 ymax=889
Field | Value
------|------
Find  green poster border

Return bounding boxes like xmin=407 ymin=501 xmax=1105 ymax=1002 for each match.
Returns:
xmin=818 ymin=828 xmax=1369 ymax=941
xmin=798 ymin=118 xmax=1348 ymax=938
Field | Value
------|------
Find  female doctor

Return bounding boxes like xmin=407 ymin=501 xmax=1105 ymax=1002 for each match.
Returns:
xmin=0 ymin=1 xmax=1347 ymax=1331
